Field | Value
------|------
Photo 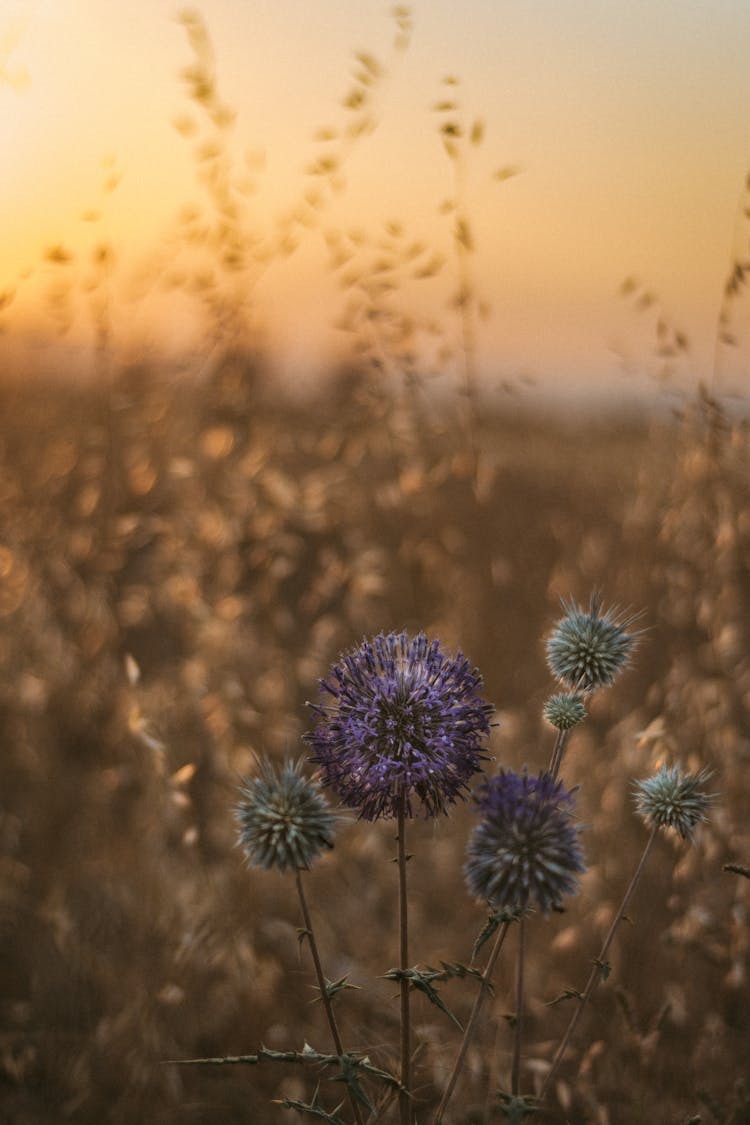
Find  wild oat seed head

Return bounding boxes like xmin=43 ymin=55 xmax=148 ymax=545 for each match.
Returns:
xmin=543 ymin=692 xmax=586 ymax=731
xmin=235 ymin=757 xmax=336 ymax=873
xmin=464 ymin=770 xmax=586 ymax=914
xmin=305 ymin=631 xmax=493 ymax=821
xmin=546 ymin=593 xmax=638 ymax=691
xmin=633 ymin=764 xmax=714 ymax=841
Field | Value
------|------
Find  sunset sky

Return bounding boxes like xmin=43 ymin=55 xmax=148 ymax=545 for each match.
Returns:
xmin=2 ymin=0 xmax=750 ymax=397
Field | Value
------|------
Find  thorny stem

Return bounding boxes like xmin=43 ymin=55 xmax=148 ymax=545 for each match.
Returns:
xmin=397 ymin=796 xmax=411 ymax=1125
xmin=511 ymin=914 xmax=526 ymax=1096
xmin=433 ymin=920 xmax=512 ymax=1124
xmin=295 ymin=869 xmax=366 ymax=1125
xmin=541 ymin=825 xmax=659 ymax=1102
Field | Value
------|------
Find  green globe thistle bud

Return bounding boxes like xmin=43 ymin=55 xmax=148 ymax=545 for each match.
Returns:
xmin=546 ymin=593 xmax=639 ymax=692
xmin=633 ymin=764 xmax=715 ymax=841
xmin=543 ymin=692 xmax=586 ymax=731
xmin=236 ymin=757 xmax=336 ymax=873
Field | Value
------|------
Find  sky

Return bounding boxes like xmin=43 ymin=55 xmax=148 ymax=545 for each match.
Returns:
xmin=1 ymin=0 xmax=750 ymax=399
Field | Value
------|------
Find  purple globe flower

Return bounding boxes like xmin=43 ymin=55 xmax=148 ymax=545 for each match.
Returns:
xmin=306 ymin=632 xmax=493 ymax=821
xmin=465 ymin=770 xmax=586 ymax=913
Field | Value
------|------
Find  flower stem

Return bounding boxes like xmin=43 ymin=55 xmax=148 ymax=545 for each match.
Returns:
xmin=397 ymin=797 xmax=411 ymax=1125
xmin=511 ymin=913 xmax=526 ymax=1096
xmin=548 ymin=728 xmax=569 ymax=781
xmin=295 ymin=869 xmax=365 ymax=1125
xmin=541 ymin=825 xmax=659 ymax=1102
xmin=433 ymin=919 xmax=511 ymax=1124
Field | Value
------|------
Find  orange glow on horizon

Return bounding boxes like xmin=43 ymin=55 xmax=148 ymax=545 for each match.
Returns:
xmin=2 ymin=1 xmax=750 ymax=396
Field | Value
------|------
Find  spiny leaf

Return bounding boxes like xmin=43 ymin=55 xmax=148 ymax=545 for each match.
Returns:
xmin=166 ymin=1044 xmax=400 ymax=1092
xmin=472 ymin=908 xmax=519 ymax=961
xmin=383 ymin=967 xmax=462 ymax=1029
xmin=546 ymin=988 xmax=583 ymax=1007
xmin=311 ymin=976 xmax=362 ymax=1004
xmin=276 ymin=1083 xmax=346 ymax=1124
xmin=331 ymin=1054 xmax=375 ymax=1113
xmin=433 ymin=960 xmax=485 ymax=985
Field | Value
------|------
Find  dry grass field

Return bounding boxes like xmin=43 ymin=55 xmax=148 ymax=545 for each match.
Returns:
xmin=0 ymin=357 xmax=747 ymax=1124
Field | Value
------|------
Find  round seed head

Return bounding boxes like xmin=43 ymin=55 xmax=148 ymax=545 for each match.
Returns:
xmin=236 ymin=757 xmax=336 ymax=873
xmin=543 ymin=692 xmax=586 ymax=731
xmin=546 ymin=593 xmax=638 ymax=691
xmin=633 ymin=763 xmax=715 ymax=841
xmin=464 ymin=770 xmax=586 ymax=914
xmin=306 ymin=631 xmax=493 ymax=821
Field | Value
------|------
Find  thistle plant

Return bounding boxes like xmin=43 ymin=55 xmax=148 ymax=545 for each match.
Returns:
xmin=307 ymin=631 xmax=493 ymax=1125
xmin=633 ymin=763 xmax=714 ymax=840
xmin=235 ymin=756 xmax=336 ymax=873
xmin=541 ymin=762 xmax=716 ymax=1104
xmin=170 ymin=597 xmax=716 ymax=1124
xmin=306 ymin=631 xmax=493 ymax=821
xmin=464 ymin=771 xmax=586 ymax=915
xmin=546 ymin=593 xmax=638 ymax=693
xmin=235 ymin=757 xmax=366 ymax=1125
xmin=435 ymin=772 xmax=585 ymax=1122
xmin=545 ymin=594 xmax=639 ymax=779
xmin=543 ymin=692 xmax=586 ymax=732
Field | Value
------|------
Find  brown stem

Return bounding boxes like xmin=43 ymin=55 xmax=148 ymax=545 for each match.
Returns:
xmin=295 ymin=869 xmax=365 ymax=1125
xmin=397 ymin=797 xmax=411 ymax=1125
xmin=548 ymin=728 xmax=568 ymax=781
xmin=541 ymin=826 xmax=659 ymax=1102
xmin=511 ymin=914 xmax=526 ymax=1096
xmin=433 ymin=920 xmax=511 ymax=1124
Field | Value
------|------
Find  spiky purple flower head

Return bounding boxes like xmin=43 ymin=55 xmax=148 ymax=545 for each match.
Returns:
xmin=235 ymin=757 xmax=336 ymax=873
xmin=306 ymin=632 xmax=493 ymax=821
xmin=546 ymin=593 xmax=639 ymax=692
xmin=465 ymin=770 xmax=586 ymax=913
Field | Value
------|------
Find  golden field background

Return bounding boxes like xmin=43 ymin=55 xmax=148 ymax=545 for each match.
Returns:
xmin=2 ymin=5 xmax=750 ymax=1122
xmin=0 ymin=358 xmax=747 ymax=1123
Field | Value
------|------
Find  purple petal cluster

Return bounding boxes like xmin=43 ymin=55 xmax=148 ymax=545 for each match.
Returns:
xmin=306 ymin=632 xmax=493 ymax=821
xmin=465 ymin=770 xmax=586 ymax=913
